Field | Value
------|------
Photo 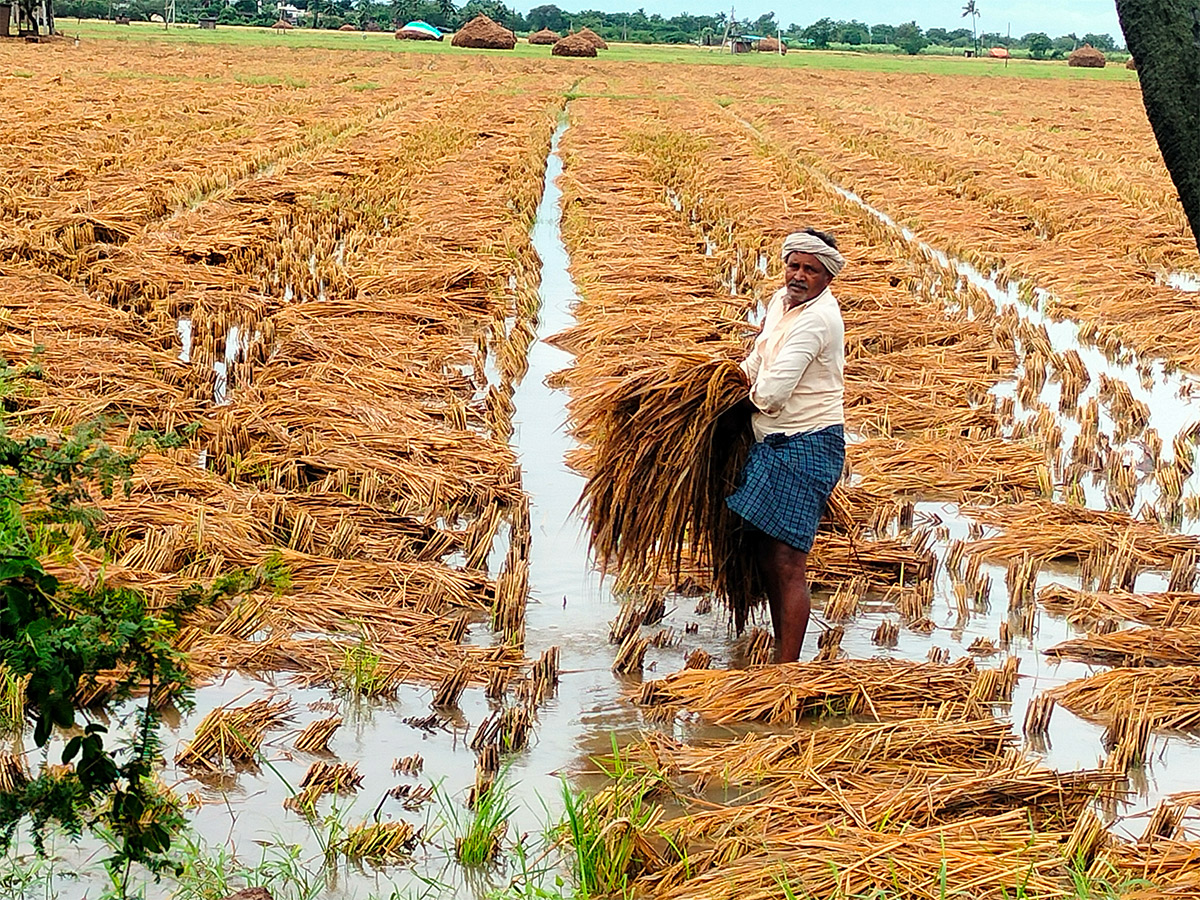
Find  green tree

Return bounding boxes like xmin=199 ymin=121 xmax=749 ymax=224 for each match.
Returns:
xmin=750 ymin=11 xmax=775 ymax=35
xmin=833 ymin=19 xmax=869 ymax=45
xmin=869 ymin=22 xmax=895 ymax=45
xmin=893 ymin=20 xmax=928 ymax=55
xmin=1081 ymin=32 xmax=1117 ymax=51
xmin=1025 ymin=31 xmax=1052 ymax=58
xmin=801 ymin=15 xmax=833 ymax=48
xmin=527 ymin=2 xmax=563 ymax=31
xmin=1053 ymin=32 xmax=1079 ymax=51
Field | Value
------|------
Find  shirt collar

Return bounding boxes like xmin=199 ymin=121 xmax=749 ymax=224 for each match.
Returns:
xmin=781 ymin=286 xmax=831 ymax=313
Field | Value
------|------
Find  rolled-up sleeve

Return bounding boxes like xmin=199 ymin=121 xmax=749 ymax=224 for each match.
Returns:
xmin=749 ymin=315 xmax=827 ymax=415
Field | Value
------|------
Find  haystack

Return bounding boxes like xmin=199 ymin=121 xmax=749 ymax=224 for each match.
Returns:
xmin=552 ymin=32 xmax=597 ymax=57
xmin=270 ymin=19 xmax=293 ymax=30
xmin=338 ymin=23 xmax=357 ymax=31
xmin=528 ymin=27 xmax=560 ymax=44
xmin=987 ymin=46 xmax=1010 ymax=59
xmin=575 ymin=26 xmax=608 ymax=50
xmin=1125 ymin=55 xmax=1137 ymax=70
xmin=1068 ymin=44 xmax=1106 ymax=67
xmin=756 ymin=37 xmax=785 ymax=54
xmin=451 ymin=14 xmax=516 ymax=49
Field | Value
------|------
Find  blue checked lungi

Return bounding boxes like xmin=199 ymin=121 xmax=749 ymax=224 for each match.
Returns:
xmin=726 ymin=425 xmax=845 ymax=553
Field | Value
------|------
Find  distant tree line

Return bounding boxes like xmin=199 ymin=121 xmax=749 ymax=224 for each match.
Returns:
xmin=788 ymin=17 xmax=1121 ymax=56
xmin=50 ymin=0 xmax=1123 ymax=53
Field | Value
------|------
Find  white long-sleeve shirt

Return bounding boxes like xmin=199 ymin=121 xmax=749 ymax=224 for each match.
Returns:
xmin=740 ymin=286 xmax=844 ymax=441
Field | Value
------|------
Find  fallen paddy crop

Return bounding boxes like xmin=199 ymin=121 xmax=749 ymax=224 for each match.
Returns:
xmin=706 ymin=69 xmax=1200 ymax=370
xmin=635 ymin=657 xmax=1012 ymax=724
xmin=7 ymin=35 xmax=1200 ymax=900
xmin=550 ymin=64 xmax=1200 ymax=900
xmin=0 ymin=38 xmax=588 ymax=897
xmin=1050 ymin=666 xmax=1200 ymax=732
xmin=1046 ymin=626 xmax=1200 ymax=668
xmin=1039 ymin=583 xmax=1200 ymax=628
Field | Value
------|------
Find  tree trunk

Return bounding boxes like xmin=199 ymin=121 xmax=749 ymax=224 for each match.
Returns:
xmin=1116 ymin=0 xmax=1200 ymax=253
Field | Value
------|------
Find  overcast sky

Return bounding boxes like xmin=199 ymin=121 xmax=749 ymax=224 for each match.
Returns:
xmin=518 ymin=1 xmax=1125 ymax=40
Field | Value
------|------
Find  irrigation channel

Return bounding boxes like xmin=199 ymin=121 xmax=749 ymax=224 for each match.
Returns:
xmin=30 ymin=113 xmax=1200 ymax=898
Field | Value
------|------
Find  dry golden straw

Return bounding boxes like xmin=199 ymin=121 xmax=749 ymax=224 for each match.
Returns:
xmin=573 ymin=352 xmax=760 ymax=629
xmin=636 ymin=658 xmax=992 ymax=725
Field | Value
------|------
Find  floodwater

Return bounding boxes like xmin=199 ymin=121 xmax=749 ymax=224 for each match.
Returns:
xmin=25 ymin=113 xmax=1200 ymax=897
xmin=816 ymin=175 xmax=1200 ymax=836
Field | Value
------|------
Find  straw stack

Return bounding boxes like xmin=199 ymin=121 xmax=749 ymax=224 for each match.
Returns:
xmin=553 ymin=33 xmax=598 ymax=57
xmin=1068 ymin=44 xmax=1107 ymax=67
xmin=574 ymin=26 xmax=608 ymax=49
xmin=451 ymin=15 xmax=516 ymax=49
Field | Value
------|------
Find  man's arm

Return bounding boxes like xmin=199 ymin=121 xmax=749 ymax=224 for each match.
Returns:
xmin=748 ymin=314 xmax=827 ymax=414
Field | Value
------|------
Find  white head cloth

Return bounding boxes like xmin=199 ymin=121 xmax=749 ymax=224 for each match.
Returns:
xmin=780 ymin=232 xmax=846 ymax=277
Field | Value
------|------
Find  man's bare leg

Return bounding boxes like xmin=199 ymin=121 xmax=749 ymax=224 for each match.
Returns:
xmin=758 ymin=535 xmax=812 ymax=662
xmin=758 ymin=537 xmax=783 ymax=642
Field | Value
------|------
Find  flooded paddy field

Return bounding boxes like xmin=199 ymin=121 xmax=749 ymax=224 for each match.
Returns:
xmin=1 ymin=36 xmax=1198 ymax=900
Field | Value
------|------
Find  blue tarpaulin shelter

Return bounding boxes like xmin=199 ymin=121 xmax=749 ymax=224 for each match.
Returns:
xmin=398 ymin=20 xmax=442 ymax=40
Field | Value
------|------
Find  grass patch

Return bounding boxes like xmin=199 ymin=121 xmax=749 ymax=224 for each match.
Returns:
xmin=350 ymin=81 xmax=380 ymax=91
xmin=559 ymin=768 xmax=665 ymax=898
xmin=453 ymin=771 xmax=514 ymax=867
xmin=233 ymin=73 xmax=308 ymax=87
xmin=337 ymin=640 xmax=389 ymax=696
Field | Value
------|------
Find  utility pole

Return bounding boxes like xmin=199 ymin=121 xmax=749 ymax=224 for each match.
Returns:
xmin=165 ymin=0 xmax=174 ymax=28
xmin=719 ymin=2 xmax=734 ymax=52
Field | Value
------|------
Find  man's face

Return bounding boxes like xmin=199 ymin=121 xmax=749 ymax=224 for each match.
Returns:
xmin=784 ymin=251 xmax=833 ymax=305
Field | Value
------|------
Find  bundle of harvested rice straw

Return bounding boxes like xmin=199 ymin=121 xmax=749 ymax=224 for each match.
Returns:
xmin=572 ymin=352 xmax=763 ymax=628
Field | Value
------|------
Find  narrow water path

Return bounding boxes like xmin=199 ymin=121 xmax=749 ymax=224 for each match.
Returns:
xmin=502 ymin=115 xmax=734 ymax=825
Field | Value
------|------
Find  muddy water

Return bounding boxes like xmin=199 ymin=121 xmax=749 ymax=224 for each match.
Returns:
xmin=505 ymin=119 xmax=732 ymax=788
xmin=818 ymin=179 xmax=1200 ymax=834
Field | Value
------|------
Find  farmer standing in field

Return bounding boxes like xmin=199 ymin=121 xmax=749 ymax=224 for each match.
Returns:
xmin=727 ymin=228 xmax=846 ymax=663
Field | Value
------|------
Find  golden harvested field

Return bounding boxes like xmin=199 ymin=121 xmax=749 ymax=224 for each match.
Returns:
xmin=3 ymin=36 xmax=1200 ymax=899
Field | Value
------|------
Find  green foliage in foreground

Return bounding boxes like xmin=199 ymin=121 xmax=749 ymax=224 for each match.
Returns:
xmin=0 ymin=358 xmax=266 ymax=897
